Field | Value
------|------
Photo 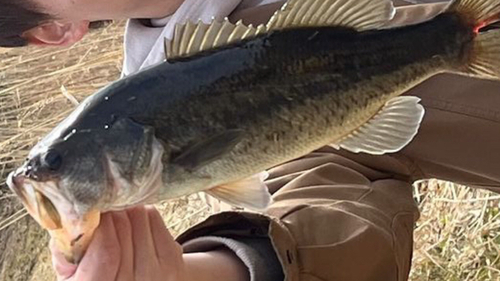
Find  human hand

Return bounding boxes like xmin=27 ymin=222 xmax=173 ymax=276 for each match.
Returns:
xmin=50 ymin=206 xmax=187 ymax=281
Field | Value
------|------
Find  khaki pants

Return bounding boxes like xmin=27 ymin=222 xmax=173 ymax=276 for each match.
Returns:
xmin=179 ymin=1 xmax=500 ymax=280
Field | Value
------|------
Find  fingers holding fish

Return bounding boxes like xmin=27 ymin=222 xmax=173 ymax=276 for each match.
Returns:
xmin=126 ymin=206 xmax=161 ymax=279
xmin=51 ymin=212 xmax=121 ymax=281
xmin=146 ymin=205 xmax=182 ymax=264
xmin=111 ymin=211 xmax=135 ymax=281
xmin=50 ymin=239 xmax=77 ymax=280
xmin=49 ymin=207 xmax=186 ymax=281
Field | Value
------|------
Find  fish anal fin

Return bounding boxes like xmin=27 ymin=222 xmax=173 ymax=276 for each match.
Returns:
xmin=206 ymin=172 xmax=272 ymax=211
xmin=331 ymin=96 xmax=425 ymax=155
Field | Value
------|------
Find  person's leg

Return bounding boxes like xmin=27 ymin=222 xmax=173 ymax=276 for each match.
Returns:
xmin=263 ymin=150 xmax=419 ymax=281
xmin=185 ymin=149 xmax=419 ymax=281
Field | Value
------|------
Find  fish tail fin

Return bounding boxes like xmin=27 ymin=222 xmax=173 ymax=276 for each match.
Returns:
xmin=447 ymin=0 xmax=500 ymax=79
xmin=467 ymin=29 xmax=500 ymax=78
xmin=446 ymin=0 xmax=500 ymax=25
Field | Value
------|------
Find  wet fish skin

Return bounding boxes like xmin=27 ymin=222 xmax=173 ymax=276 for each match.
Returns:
xmin=131 ymin=14 xmax=473 ymax=195
xmin=8 ymin=0 xmax=500 ymax=263
xmin=17 ymin=12 xmax=469 ymax=206
xmin=8 ymin=11 xmax=476 ymax=226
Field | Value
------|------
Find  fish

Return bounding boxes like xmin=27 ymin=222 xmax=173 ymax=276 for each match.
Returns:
xmin=7 ymin=0 xmax=500 ymax=263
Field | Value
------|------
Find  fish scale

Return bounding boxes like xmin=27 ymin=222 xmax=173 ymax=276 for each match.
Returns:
xmin=146 ymin=24 xmax=450 ymax=155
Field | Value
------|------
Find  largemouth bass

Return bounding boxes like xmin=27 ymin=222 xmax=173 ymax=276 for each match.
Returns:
xmin=8 ymin=0 xmax=500 ymax=263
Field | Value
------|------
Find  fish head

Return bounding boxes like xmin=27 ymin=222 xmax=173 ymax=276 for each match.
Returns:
xmin=7 ymin=117 xmax=165 ymax=263
xmin=7 ymin=146 xmax=103 ymax=264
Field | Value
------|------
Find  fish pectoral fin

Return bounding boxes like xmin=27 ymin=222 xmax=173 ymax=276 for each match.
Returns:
xmin=266 ymin=0 xmax=395 ymax=31
xmin=205 ymin=171 xmax=272 ymax=211
xmin=332 ymin=96 xmax=425 ymax=155
xmin=172 ymin=129 xmax=244 ymax=171
xmin=165 ymin=19 xmax=266 ymax=60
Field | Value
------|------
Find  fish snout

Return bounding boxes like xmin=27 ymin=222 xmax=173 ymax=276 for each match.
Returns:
xmin=7 ymin=171 xmax=29 ymax=207
xmin=8 ymin=167 xmax=63 ymax=230
xmin=24 ymin=150 xmax=63 ymax=181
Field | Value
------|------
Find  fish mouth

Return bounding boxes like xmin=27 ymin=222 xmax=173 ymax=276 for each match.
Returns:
xmin=7 ymin=168 xmax=100 ymax=264
xmin=5 ymin=136 xmax=165 ymax=263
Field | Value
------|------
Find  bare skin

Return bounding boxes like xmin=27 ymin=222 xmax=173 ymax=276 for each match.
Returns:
xmin=51 ymin=207 xmax=250 ymax=281
xmin=23 ymin=0 xmax=184 ymax=46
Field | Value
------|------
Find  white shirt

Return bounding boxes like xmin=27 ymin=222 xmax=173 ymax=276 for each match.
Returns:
xmin=122 ymin=0 xmax=280 ymax=76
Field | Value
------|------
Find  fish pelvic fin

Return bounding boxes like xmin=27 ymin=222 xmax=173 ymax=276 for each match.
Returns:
xmin=445 ymin=0 xmax=500 ymax=79
xmin=331 ymin=96 xmax=425 ymax=155
xmin=205 ymin=171 xmax=272 ymax=211
xmin=266 ymin=0 xmax=395 ymax=31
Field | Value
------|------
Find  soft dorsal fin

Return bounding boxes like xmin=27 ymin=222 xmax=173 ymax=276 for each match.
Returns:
xmin=266 ymin=0 xmax=396 ymax=31
xmin=331 ymin=96 xmax=425 ymax=155
xmin=165 ymin=0 xmax=395 ymax=60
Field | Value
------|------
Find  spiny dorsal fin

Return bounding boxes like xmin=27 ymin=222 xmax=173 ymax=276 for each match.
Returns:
xmin=165 ymin=18 xmax=266 ymax=59
xmin=266 ymin=0 xmax=395 ymax=31
xmin=165 ymin=0 xmax=396 ymax=60
xmin=331 ymin=96 xmax=425 ymax=155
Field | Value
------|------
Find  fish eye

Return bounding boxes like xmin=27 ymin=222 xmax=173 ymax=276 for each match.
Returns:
xmin=43 ymin=150 xmax=63 ymax=171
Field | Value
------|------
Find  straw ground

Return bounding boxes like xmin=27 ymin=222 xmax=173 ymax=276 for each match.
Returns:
xmin=0 ymin=22 xmax=499 ymax=281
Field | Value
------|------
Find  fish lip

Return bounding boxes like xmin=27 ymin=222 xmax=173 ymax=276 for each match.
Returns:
xmin=7 ymin=169 xmax=39 ymax=219
xmin=7 ymin=170 xmax=25 ymax=201
xmin=8 ymin=167 xmax=100 ymax=264
xmin=7 ymin=168 xmax=63 ymax=230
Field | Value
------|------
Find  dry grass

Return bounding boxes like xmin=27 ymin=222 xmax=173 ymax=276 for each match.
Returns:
xmin=0 ymin=22 xmax=499 ymax=280
xmin=411 ymin=180 xmax=500 ymax=281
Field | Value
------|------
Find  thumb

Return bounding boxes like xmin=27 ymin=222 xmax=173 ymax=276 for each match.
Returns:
xmin=50 ymin=238 xmax=77 ymax=280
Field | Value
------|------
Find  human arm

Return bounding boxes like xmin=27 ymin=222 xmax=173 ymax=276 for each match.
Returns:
xmin=184 ymin=250 xmax=250 ymax=281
